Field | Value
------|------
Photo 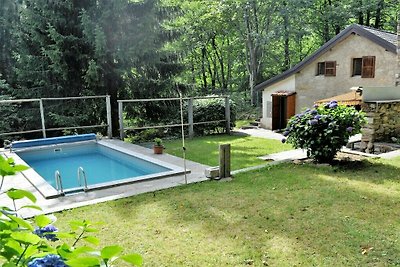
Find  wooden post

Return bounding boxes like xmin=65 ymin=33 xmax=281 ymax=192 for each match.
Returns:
xmin=219 ymin=144 xmax=231 ymax=178
xmin=39 ymin=99 xmax=46 ymax=138
xmin=106 ymin=95 xmax=112 ymax=138
xmin=118 ymin=101 xmax=124 ymax=140
xmin=225 ymin=96 xmax=231 ymax=134
xmin=188 ymin=98 xmax=194 ymax=138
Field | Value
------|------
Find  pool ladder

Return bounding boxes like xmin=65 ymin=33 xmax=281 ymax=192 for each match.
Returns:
xmin=54 ymin=170 xmax=64 ymax=195
xmin=54 ymin=167 xmax=88 ymax=195
xmin=77 ymin=167 xmax=88 ymax=192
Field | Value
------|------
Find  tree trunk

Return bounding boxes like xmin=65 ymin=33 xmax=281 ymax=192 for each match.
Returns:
xmin=201 ymin=47 xmax=208 ymax=93
xmin=374 ymin=0 xmax=383 ymax=29
xmin=366 ymin=10 xmax=370 ymax=26
xmin=283 ymin=1 xmax=290 ymax=71
xmin=105 ymin=71 xmax=121 ymax=137
xmin=357 ymin=0 xmax=363 ymax=24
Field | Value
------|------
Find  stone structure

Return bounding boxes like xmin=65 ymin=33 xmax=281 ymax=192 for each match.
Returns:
xmin=361 ymin=101 xmax=400 ymax=152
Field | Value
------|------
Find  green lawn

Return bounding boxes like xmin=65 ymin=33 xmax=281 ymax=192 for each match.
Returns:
xmin=56 ymin=157 xmax=400 ymax=266
xmin=163 ymin=134 xmax=291 ymax=170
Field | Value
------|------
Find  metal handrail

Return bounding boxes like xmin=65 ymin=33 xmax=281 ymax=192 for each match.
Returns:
xmin=77 ymin=167 xmax=88 ymax=191
xmin=55 ymin=170 xmax=64 ymax=195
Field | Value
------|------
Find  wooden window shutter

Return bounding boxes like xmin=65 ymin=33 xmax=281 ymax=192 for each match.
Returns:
xmin=324 ymin=61 xmax=336 ymax=76
xmin=361 ymin=56 xmax=375 ymax=78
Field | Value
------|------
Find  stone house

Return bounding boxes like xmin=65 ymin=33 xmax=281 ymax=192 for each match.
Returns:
xmin=255 ymin=24 xmax=397 ymax=130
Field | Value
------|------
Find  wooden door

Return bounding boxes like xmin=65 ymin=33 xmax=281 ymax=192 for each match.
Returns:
xmin=272 ymin=93 xmax=296 ymax=130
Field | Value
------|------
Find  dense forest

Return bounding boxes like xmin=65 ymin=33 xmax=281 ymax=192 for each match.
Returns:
xmin=0 ymin=0 xmax=398 ymax=136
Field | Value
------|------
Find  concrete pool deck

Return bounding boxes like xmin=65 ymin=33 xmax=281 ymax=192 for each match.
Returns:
xmin=0 ymin=139 xmax=210 ymax=217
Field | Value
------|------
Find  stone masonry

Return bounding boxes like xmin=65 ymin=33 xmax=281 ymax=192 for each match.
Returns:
xmin=361 ymin=101 xmax=400 ymax=152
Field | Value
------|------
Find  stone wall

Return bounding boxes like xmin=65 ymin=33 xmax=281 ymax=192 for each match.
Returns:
xmin=361 ymin=101 xmax=400 ymax=152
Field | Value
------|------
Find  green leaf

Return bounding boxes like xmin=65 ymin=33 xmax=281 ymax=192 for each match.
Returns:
xmin=120 ymin=253 xmax=143 ymax=266
xmin=35 ymin=214 xmax=52 ymax=228
xmin=56 ymin=232 xmax=75 ymax=239
xmin=10 ymin=232 xmax=41 ymax=245
xmin=65 ymin=257 xmax=100 ymax=267
xmin=6 ymin=189 xmax=36 ymax=203
xmin=83 ymin=235 xmax=99 ymax=246
xmin=12 ymin=165 xmax=29 ymax=172
xmin=19 ymin=205 xmax=42 ymax=211
xmin=73 ymin=246 xmax=96 ymax=255
xmin=2 ymin=263 xmax=18 ymax=267
xmin=5 ymin=239 xmax=24 ymax=255
xmin=101 ymin=245 xmax=122 ymax=261
xmin=8 ymin=215 xmax=34 ymax=231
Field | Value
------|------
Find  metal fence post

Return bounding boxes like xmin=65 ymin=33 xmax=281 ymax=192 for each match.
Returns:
xmin=225 ymin=96 xmax=231 ymax=134
xmin=118 ymin=101 xmax=124 ymax=140
xmin=188 ymin=98 xmax=194 ymax=138
xmin=106 ymin=95 xmax=112 ymax=138
xmin=39 ymin=99 xmax=46 ymax=138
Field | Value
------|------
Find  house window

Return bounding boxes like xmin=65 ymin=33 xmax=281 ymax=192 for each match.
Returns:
xmin=352 ymin=56 xmax=375 ymax=78
xmin=317 ymin=62 xmax=325 ymax=75
xmin=352 ymin=58 xmax=362 ymax=76
xmin=316 ymin=61 xmax=336 ymax=76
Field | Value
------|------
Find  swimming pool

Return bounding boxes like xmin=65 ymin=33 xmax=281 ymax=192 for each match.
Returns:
xmin=12 ymin=137 xmax=186 ymax=198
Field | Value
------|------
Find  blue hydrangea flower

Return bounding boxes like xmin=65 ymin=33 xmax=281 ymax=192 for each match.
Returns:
xmin=314 ymin=115 xmax=322 ymax=120
xmin=305 ymin=108 xmax=311 ymax=113
xmin=283 ymin=130 xmax=289 ymax=137
xmin=329 ymin=101 xmax=337 ymax=108
xmin=309 ymin=119 xmax=318 ymax=125
xmin=28 ymin=254 xmax=68 ymax=267
xmin=311 ymin=109 xmax=318 ymax=115
xmin=296 ymin=113 xmax=303 ymax=118
xmin=313 ymin=104 xmax=319 ymax=108
xmin=34 ymin=224 xmax=59 ymax=241
xmin=346 ymin=126 xmax=353 ymax=132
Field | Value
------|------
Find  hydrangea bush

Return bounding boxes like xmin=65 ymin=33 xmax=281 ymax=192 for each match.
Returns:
xmin=0 ymin=157 xmax=143 ymax=267
xmin=282 ymin=100 xmax=365 ymax=163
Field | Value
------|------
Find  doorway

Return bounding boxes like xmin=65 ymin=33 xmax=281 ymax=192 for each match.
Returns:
xmin=271 ymin=91 xmax=296 ymax=130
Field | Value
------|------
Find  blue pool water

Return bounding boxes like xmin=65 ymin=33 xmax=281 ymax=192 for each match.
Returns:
xmin=16 ymin=142 xmax=170 ymax=191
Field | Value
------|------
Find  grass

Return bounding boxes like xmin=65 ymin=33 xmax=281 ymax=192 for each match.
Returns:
xmin=163 ymin=134 xmax=291 ymax=170
xmin=55 ymin=157 xmax=400 ymax=266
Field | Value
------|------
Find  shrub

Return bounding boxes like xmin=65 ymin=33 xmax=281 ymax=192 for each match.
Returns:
xmin=283 ymin=101 xmax=365 ymax=163
xmin=193 ymin=97 xmax=236 ymax=136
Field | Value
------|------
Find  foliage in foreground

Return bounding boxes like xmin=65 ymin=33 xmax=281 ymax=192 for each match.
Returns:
xmin=0 ymin=157 xmax=142 ymax=267
xmin=283 ymin=101 xmax=365 ymax=163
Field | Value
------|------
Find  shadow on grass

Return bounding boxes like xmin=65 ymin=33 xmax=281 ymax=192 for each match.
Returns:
xmin=81 ymin=161 xmax=400 ymax=266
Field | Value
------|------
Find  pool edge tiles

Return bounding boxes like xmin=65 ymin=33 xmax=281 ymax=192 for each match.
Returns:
xmin=10 ymin=140 xmax=189 ymax=199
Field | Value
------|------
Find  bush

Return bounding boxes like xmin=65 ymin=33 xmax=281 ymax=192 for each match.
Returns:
xmin=193 ymin=97 xmax=236 ymax=136
xmin=283 ymin=101 xmax=365 ymax=163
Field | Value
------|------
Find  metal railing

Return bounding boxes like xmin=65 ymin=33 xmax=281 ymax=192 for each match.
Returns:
xmin=77 ymin=167 xmax=88 ymax=191
xmin=117 ymin=96 xmax=231 ymax=139
xmin=0 ymin=95 xmax=112 ymax=138
xmin=54 ymin=170 xmax=64 ymax=195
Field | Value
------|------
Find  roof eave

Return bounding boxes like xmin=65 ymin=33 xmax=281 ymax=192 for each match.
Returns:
xmin=255 ymin=24 xmax=396 ymax=91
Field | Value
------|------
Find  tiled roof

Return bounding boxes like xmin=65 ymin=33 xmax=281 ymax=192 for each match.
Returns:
xmin=359 ymin=25 xmax=397 ymax=46
xmin=315 ymin=91 xmax=362 ymax=106
xmin=255 ymin=24 xmax=397 ymax=91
